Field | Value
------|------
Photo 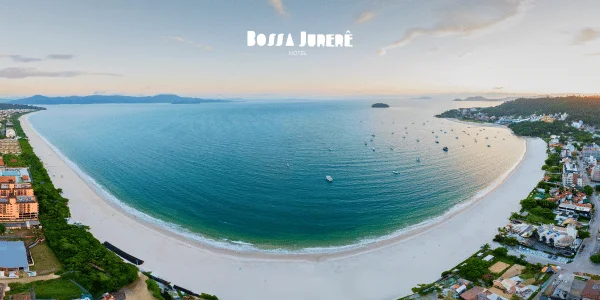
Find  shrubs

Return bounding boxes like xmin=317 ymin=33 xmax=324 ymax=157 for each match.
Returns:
xmin=578 ymin=230 xmax=591 ymax=239
xmin=591 ymin=254 xmax=600 ymax=264
xmin=493 ymin=247 xmax=509 ymax=257
xmin=145 ymin=278 xmax=166 ymax=300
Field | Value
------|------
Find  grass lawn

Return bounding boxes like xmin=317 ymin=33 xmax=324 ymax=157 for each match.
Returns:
xmin=7 ymin=278 xmax=82 ymax=300
xmin=30 ymin=243 xmax=62 ymax=275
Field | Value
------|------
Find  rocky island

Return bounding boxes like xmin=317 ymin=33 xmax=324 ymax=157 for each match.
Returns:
xmin=371 ymin=103 xmax=390 ymax=108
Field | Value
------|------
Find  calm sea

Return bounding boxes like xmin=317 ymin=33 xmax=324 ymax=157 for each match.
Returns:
xmin=27 ymin=99 xmax=523 ymax=253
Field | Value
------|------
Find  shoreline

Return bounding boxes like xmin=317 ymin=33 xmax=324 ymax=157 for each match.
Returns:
xmin=21 ymin=113 xmax=547 ymax=299
xmin=23 ymin=113 xmax=525 ymax=259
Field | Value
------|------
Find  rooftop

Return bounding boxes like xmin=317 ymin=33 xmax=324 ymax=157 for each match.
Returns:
xmin=0 ymin=241 xmax=29 ymax=269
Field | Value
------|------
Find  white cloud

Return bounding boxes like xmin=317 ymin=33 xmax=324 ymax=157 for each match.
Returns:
xmin=268 ymin=0 xmax=288 ymax=16
xmin=161 ymin=36 xmax=212 ymax=51
xmin=0 ymin=67 xmax=119 ymax=79
xmin=379 ymin=0 xmax=533 ymax=55
xmin=356 ymin=10 xmax=376 ymax=24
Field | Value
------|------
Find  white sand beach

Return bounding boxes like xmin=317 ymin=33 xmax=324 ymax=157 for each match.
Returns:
xmin=21 ymin=114 xmax=547 ymax=300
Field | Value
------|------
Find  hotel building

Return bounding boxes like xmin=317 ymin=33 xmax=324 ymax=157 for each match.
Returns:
xmin=0 ymin=168 xmax=38 ymax=223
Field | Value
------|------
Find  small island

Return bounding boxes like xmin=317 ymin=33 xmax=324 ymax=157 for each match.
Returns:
xmin=371 ymin=103 xmax=390 ymax=108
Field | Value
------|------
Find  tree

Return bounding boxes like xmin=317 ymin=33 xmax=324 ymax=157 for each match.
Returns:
xmin=596 ymin=185 xmax=600 ymax=193
xmin=0 ymin=223 xmax=5 ymax=235
xmin=590 ymin=254 xmax=600 ymax=264
xmin=579 ymin=230 xmax=591 ymax=239
xmin=584 ymin=185 xmax=594 ymax=196
xmin=493 ymin=247 xmax=509 ymax=257
xmin=482 ymin=243 xmax=491 ymax=251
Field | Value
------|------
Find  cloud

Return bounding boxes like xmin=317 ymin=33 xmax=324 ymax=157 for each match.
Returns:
xmin=0 ymin=53 xmax=75 ymax=62
xmin=0 ymin=67 xmax=119 ymax=79
xmin=268 ymin=0 xmax=288 ymax=16
xmin=356 ymin=10 xmax=376 ymax=24
xmin=573 ymin=27 xmax=600 ymax=45
xmin=378 ymin=0 xmax=533 ymax=55
xmin=585 ymin=52 xmax=600 ymax=56
xmin=0 ymin=55 xmax=42 ymax=63
xmin=161 ymin=36 xmax=212 ymax=51
xmin=46 ymin=54 xmax=75 ymax=60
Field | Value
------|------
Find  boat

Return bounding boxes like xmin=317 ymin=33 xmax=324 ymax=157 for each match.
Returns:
xmin=487 ymin=144 xmax=491 ymax=147
xmin=416 ymin=139 xmax=420 ymax=142
xmin=390 ymin=147 xmax=394 ymax=150
xmin=416 ymin=157 xmax=421 ymax=162
xmin=326 ymin=175 xmax=333 ymax=182
xmin=372 ymin=134 xmax=376 ymax=137
xmin=402 ymin=136 xmax=406 ymax=139
xmin=435 ymin=140 xmax=439 ymax=144
xmin=365 ymin=142 xmax=368 ymax=145
xmin=328 ymin=148 xmax=332 ymax=151
xmin=443 ymin=147 xmax=449 ymax=152
xmin=455 ymin=137 xmax=459 ymax=139
xmin=372 ymin=148 xmax=376 ymax=152
xmin=392 ymin=171 xmax=399 ymax=175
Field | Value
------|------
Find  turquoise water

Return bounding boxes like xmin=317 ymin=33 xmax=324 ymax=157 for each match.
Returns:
xmin=27 ymin=99 xmax=523 ymax=252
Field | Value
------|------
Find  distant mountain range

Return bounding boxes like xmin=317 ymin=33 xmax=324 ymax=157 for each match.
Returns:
xmin=411 ymin=96 xmax=432 ymax=100
xmin=453 ymin=96 xmax=518 ymax=102
xmin=9 ymin=94 xmax=231 ymax=105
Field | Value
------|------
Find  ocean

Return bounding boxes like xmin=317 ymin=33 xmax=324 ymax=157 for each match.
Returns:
xmin=27 ymin=99 xmax=524 ymax=253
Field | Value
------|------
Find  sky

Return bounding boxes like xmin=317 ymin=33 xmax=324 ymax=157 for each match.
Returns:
xmin=1 ymin=0 xmax=600 ymax=98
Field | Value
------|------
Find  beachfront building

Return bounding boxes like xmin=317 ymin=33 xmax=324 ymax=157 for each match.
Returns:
xmin=0 ymin=241 xmax=30 ymax=277
xmin=582 ymin=144 xmax=600 ymax=160
xmin=0 ymin=168 xmax=38 ymax=223
xmin=558 ymin=202 xmax=593 ymax=218
xmin=537 ymin=224 xmax=577 ymax=248
xmin=591 ymin=165 xmax=600 ymax=182
xmin=562 ymin=172 xmax=580 ymax=187
xmin=0 ymin=139 xmax=21 ymax=154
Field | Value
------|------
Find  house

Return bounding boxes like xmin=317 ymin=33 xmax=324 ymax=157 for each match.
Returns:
xmin=558 ymin=202 xmax=592 ymax=217
xmin=537 ymin=224 xmax=578 ymax=248
xmin=591 ymin=165 xmax=600 ymax=182
xmin=0 ymin=241 xmax=29 ymax=276
xmin=461 ymin=286 xmax=486 ymax=300
xmin=582 ymin=280 xmax=600 ymax=300
xmin=582 ymin=144 xmax=600 ymax=160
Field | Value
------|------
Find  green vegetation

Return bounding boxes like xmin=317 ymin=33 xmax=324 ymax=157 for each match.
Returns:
xmin=0 ymin=223 xmax=5 ymax=234
xmin=200 ymin=293 xmax=220 ymax=300
xmin=578 ymin=229 xmax=591 ymax=239
xmin=145 ymin=277 xmax=166 ymax=300
xmin=520 ymin=196 xmax=557 ymax=225
xmin=9 ymin=114 xmax=138 ymax=296
xmin=30 ymin=243 xmax=63 ymax=275
xmin=584 ymin=185 xmax=594 ymax=196
xmin=590 ymin=254 xmax=600 ymax=264
xmin=411 ymin=283 xmax=440 ymax=295
xmin=492 ymin=247 xmax=509 ymax=257
xmin=0 ymin=103 xmax=44 ymax=110
xmin=371 ymin=103 xmax=390 ymax=108
xmin=481 ymin=96 xmax=600 ymax=127
xmin=7 ymin=278 xmax=82 ymax=300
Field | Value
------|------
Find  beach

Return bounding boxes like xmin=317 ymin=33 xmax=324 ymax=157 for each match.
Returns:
xmin=21 ymin=114 xmax=547 ymax=300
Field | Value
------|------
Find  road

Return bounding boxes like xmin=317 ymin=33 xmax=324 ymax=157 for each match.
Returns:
xmin=511 ymin=156 xmax=600 ymax=273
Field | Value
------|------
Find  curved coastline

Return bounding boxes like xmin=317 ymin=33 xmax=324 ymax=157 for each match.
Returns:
xmin=21 ymin=112 xmax=548 ymax=299
xmin=24 ymin=112 xmax=524 ymax=259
